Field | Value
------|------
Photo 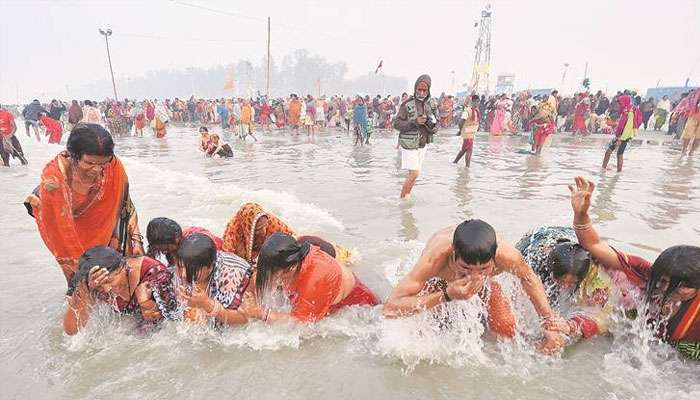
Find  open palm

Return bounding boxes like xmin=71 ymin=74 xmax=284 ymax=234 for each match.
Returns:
xmin=568 ymin=176 xmax=595 ymax=216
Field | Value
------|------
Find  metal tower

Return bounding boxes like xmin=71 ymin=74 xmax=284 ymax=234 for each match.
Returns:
xmin=470 ymin=4 xmax=492 ymax=95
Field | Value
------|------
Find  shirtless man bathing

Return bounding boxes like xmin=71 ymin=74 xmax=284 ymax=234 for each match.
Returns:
xmin=383 ymin=219 xmax=566 ymax=353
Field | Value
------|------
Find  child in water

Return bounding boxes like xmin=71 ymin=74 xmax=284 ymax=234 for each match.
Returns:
xmin=198 ymin=126 xmax=211 ymax=152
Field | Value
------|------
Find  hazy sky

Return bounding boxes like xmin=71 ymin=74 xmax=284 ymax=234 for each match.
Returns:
xmin=1 ymin=0 xmax=698 ymax=103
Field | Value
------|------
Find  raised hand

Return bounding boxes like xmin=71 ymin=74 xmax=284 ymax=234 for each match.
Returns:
xmin=568 ymin=176 xmax=595 ymax=217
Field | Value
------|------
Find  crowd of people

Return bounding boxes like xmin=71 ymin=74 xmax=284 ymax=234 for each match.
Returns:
xmin=3 ymin=69 xmax=699 ymax=365
xmin=18 ymin=121 xmax=699 ymax=360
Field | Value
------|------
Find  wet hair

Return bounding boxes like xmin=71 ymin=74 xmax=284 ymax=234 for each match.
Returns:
xmin=67 ymin=246 xmax=123 ymax=295
xmin=646 ymin=245 xmax=700 ymax=307
xmin=146 ymin=217 xmax=182 ymax=247
xmin=176 ymin=233 xmax=217 ymax=283
xmin=84 ymin=100 xmax=93 ymax=106
xmin=199 ymin=126 xmax=208 ymax=133
xmin=66 ymin=124 xmax=114 ymax=160
xmin=255 ymin=233 xmax=310 ymax=300
xmin=296 ymin=235 xmax=336 ymax=258
xmin=453 ymin=219 xmax=498 ymax=265
xmin=543 ymin=239 xmax=591 ymax=291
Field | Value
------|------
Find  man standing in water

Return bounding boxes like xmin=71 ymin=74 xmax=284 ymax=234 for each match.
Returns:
xmin=383 ymin=219 xmax=566 ymax=353
xmin=394 ymin=74 xmax=439 ymax=199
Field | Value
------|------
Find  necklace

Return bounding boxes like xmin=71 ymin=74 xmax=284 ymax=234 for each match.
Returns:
xmin=72 ymin=164 xmax=98 ymax=188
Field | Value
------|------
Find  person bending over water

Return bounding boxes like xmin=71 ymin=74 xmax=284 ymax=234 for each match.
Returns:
xmin=517 ymin=226 xmax=647 ymax=344
xmin=255 ymin=233 xmax=379 ymax=323
xmin=25 ymin=124 xmax=144 ymax=283
xmin=222 ymin=202 xmax=354 ymax=267
xmin=568 ymin=176 xmax=700 ymax=359
xmin=205 ymin=133 xmax=233 ymax=158
xmin=175 ymin=234 xmax=259 ymax=325
xmin=146 ymin=217 xmax=223 ymax=267
xmin=383 ymin=219 xmax=566 ymax=352
xmin=64 ymin=246 xmax=176 ymax=335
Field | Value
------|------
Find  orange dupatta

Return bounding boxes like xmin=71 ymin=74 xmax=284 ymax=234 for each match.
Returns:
xmin=221 ymin=202 xmax=295 ymax=264
xmin=32 ymin=152 xmax=129 ymax=281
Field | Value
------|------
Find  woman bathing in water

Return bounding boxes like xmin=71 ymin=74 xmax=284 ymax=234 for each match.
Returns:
xmin=174 ymin=234 xmax=260 ymax=325
xmin=221 ymin=202 xmax=353 ymax=267
xmin=517 ymin=226 xmax=647 ymax=345
xmin=254 ymin=233 xmax=379 ymax=323
xmin=539 ymin=176 xmax=700 ymax=359
xmin=64 ymin=246 xmax=176 ymax=335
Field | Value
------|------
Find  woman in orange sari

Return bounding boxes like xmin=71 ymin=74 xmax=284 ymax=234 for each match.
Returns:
xmin=288 ymin=95 xmax=302 ymax=131
xmin=222 ymin=202 xmax=295 ymax=265
xmin=25 ymin=124 xmax=144 ymax=283
xmin=222 ymin=202 xmax=355 ymax=267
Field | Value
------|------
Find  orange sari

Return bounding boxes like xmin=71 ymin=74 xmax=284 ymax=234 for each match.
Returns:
xmin=221 ymin=202 xmax=295 ymax=264
xmin=27 ymin=152 xmax=143 ymax=282
xmin=288 ymin=100 xmax=302 ymax=126
xmin=154 ymin=118 xmax=167 ymax=138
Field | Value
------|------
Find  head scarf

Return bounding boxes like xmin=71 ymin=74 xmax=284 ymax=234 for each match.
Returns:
xmin=221 ymin=202 xmax=295 ymax=264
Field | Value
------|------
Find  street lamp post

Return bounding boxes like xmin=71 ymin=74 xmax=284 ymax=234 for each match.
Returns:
xmin=561 ymin=63 xmax=569 ymax=90
xmin=99 ymin=28 xmax=118 ymax=100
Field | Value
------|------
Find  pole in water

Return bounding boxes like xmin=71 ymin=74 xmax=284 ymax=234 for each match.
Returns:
xmin=99 ymin=28 xmax=118 ymax=101
xmin=267 ymin=17 xmax=271 ymax=97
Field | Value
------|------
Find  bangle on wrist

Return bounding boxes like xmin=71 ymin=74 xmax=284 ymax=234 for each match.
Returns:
xmin=573 ymin=222 xmax=592 ymax=231
xmin=207 ymin=300 xmax=223 ymax=317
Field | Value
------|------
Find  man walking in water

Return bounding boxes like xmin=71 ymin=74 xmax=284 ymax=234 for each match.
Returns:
xmin=22 ymin=99 xmax=48 ymax=142
xmin=383 ymin=219 xmax=566 ymax=353
xmin=393 ymin=74 xmax=438 ymax=199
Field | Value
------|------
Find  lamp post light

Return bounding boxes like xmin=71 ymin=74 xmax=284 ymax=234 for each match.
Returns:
xmin=99 ymin=28 xmax=118 ymax=100
xmin=561 ymin=63 xmax=569 ymax=90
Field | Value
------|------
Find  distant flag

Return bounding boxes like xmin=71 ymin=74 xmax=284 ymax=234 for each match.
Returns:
xmin=223 ymin=80 xmax=236 ymax=90
xmin=375 ymin=60 xmax=383 ymax=74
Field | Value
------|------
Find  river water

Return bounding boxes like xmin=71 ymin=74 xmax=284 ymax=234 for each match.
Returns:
xmin=1 ymin=124 xmax=698 ymax=400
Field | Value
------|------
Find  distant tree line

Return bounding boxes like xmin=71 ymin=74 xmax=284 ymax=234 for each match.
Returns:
xmin=74 ymin=49 xmax=409 ymax=100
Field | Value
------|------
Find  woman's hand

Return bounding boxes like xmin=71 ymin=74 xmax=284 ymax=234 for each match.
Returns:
xmin=538 ymin=328 xmax=566 ymax=354
xmin=568 ymin=176 xmax=595 ymax=218
xmin=67 ymin=281 xmax=94 ymax=309
xmin=177 ymin=284 xmax=212 ymax=311
xmin=87 ymin=266 xmax=109 ymax=291
xmin=134 ymin=282 xmax=153 ymax=305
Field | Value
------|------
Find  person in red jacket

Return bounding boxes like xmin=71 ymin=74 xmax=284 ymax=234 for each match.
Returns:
xmin=0 ymin=104 xmax=28 ymax=166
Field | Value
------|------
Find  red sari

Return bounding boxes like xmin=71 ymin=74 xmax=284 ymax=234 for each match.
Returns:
xmin=572 ymin=98 xmax=590 ymax=134
xmin=40 ymin=116 xmax=63 ymax=144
